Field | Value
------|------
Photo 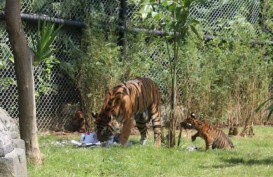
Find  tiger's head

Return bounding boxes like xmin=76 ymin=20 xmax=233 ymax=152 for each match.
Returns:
xmin=92 ymin=85 xmax=126 ymax=142
xmin=180 ymin=112 xmax=198 ymax=129
xmin=92 ymin=112 xmax=115 ymax=142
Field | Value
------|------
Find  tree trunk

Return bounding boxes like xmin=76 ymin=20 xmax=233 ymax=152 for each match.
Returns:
xmin=5 ymin=0 xmax=43 ymax=164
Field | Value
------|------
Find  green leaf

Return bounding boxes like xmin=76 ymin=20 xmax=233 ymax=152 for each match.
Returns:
xmin=140 ymin=4 xmax=153 ymax=19
xmin=0 ymin=60 xmax=4 ymax=68
xmin=31 ymin=19 xmax=63 ymax=66
xmin=8 ymin=57 xmax=14 ymax=63
xmin=140 ymin=0 xmax=150 ymax=4
xmin=161 ymin=0 xmax=168 ymax=7
xmin=266 ymin=103 xmax=273 ymax=112
xmin=190 ymin=25 xmax=201 ymax=39
xmin=267 ymin=109 xmax=273 ymax=121
xmin=255 ymin=97 xmax=273 ymax=113
xmin=267 ymin=104 xmax=273 ymax=121
xmin=151 ymin=11 xmax=158 ymax=18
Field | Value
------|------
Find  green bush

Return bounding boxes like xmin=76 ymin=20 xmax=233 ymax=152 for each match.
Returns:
xmin=61 ymin=26 xmax=122 ymax=122
xmin=60 ymin=0 xmax=273 ymax=128
xmin=175 ymin=20 xmax=273 ymax=125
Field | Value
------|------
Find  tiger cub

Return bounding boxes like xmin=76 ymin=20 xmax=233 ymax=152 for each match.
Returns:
xmin=180 ymin=113 xmax=234 ymax=150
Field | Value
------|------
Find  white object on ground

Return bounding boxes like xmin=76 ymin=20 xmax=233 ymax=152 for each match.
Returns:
xmin=71 ymin=132 xmax=131 ymax=147
xmin=186 ymin=145 xmax=199 ymax=151
xmin=80 ymin=132 xmax=99 ymax=144
xmin=71 ymin=132 xmax=101 ymax=147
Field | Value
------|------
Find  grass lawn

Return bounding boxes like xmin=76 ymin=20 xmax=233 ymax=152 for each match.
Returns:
xmin=28 ymin=126 xmax=273 ymax=177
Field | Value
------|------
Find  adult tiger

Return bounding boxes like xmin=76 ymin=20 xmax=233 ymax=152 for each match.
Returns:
xmin=92 ymin=77 xmax=161 ymax=147
xmin=180 ymin=113 xmax=234 ymax=150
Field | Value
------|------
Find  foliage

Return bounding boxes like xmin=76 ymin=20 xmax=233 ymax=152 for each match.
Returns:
xmin=0 ymin=21 xmax=60 ymax=96
xmin=26 ymin=20 xmax=61 ymax=98
xmin=0 ymin=12 xmax=61 ymax=99
xmin=175 ymin=20 xmax=273 ymax=124
xmin=0 ymin=43 xmax=14 ymax=67
xmin=34 ymin=58 xmax=59 ymax=98
xmin=0 ymin=77 xmax=16 ymax=91
xmin=263 ymin=0 xmax=273 ymax=32
xmin=136 ymin=0 xmax=273 ymax=127
xmin=31 ymin=20 xmax=62 ymax=66
xmin=253 ymin=0 xmax=273 ymax=122
xmin=140 ymin=0 xmax=205 ymax=147
xmin=125 ymin=33 xmax=170 ymax=84
xmin=30 ymin=0 xmax=82 ymax=19
xmin=29 ymin=0 xmax=117 ymax=21
xmin=13 ymin=0 xmax=273 ymax=131
xmin=256 ymin=98 xmax=273 ymax=121
xmin=60 ymin=12 xmax=122 ymax=122
xmin=28 ymin=126 xmax=273 ymax=177
xmin=60 ymin=8 xmax=170 ymax=125
xmin=140 ymin=0 xmax=204 ymax=41
xmin=0 ymin=1 xmax=4 ymax=11
xmin=0 ymin=43 xmax=16 ymax=91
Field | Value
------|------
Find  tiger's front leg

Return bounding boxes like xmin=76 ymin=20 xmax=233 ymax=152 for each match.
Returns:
xmin=119 ymin=117 xmax=134 ymax=146
xmin=191 ymin=132 xmax=199 ymax=142
xmin=119 ymin=96 xmax=134 ymax=146
xmin=204 ymin=136 xmax=214 ymax=150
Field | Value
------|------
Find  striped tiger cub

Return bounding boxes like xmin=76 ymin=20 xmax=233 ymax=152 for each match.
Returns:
xmin=181 ymin=113 xmax=234 ymax=150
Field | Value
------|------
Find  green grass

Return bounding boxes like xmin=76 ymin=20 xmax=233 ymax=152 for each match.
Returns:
xmin=28 ymin=126 xmax=273 ymax=177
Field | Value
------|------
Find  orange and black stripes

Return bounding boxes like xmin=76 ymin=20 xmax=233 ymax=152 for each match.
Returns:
xmin=181 ymin=113 xmax=234 ymax=150
xmin=92 ymin=77 xmax=161 ymax=147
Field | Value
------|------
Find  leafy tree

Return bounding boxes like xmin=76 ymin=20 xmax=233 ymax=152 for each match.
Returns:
xmin=140 ymin=0 xmax=204 ymax=147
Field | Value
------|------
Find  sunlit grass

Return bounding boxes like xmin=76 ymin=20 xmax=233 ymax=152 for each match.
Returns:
xmin=28 ymin=126 xmax=273 ymax=177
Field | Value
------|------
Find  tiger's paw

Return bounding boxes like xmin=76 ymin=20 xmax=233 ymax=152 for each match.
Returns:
xmin=191 ymin=136 xmax=196 ymax=142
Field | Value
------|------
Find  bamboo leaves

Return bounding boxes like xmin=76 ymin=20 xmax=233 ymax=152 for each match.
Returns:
xmin=256 ymin=98 xmax=273 ymax=121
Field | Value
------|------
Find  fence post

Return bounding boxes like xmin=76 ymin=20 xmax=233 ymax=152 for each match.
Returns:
xmin=118 ymin=0 xmax=127 ymax=60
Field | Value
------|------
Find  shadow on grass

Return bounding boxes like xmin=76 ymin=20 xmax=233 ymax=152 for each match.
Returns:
xmin=200 ymin=157 xmax=273 ymax=169
xmin=222 ymin=157 xmax=273 ymax=165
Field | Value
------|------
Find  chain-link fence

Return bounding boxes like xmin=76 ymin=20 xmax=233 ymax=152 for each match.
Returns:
xmin=0 ymin=0 xmax=261 ymax=131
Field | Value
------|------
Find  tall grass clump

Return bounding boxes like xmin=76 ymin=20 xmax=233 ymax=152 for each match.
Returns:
xmin=175 ymin=18 xmax=273 ymax=125
xmin=60 ymin=2 xmax=273 ymax=130
xmin=60 ymin=12 xmax=123 ymax=121
xmin=60 ymin=14 xmax=169 ymax=124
